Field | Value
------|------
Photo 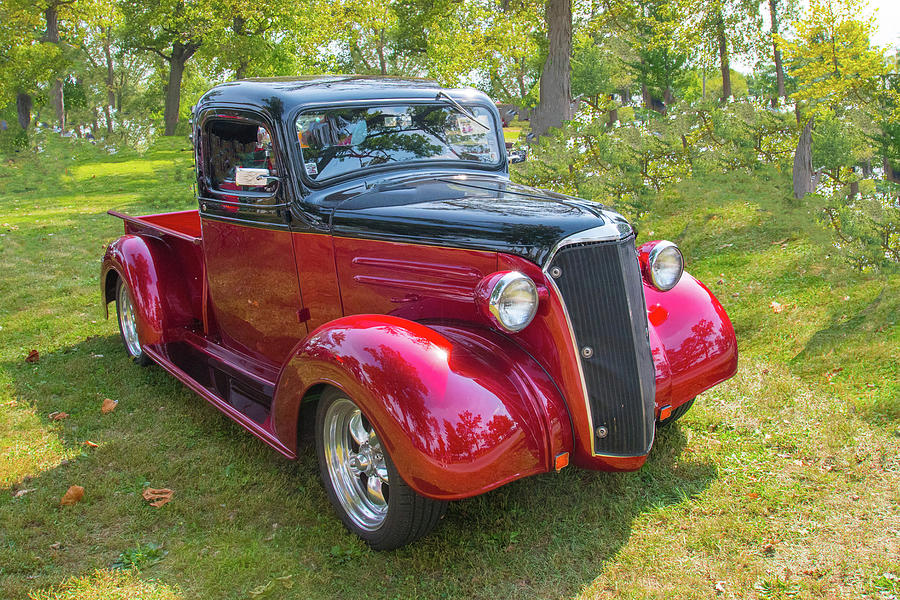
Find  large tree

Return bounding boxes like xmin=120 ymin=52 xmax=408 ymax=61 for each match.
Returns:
xmin=121 ymin=0 xmax=220 ymax=135
xmin=530 ymin=0 xmax=574 ymax=138
xmin=689 ymin=0 xmax=762 ymax=101
xmin=780 ymin=0 xmax=891 ymax=197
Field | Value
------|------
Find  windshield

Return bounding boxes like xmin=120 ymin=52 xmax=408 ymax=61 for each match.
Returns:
xmin=295 ymin=103 xmax=502 ymax=182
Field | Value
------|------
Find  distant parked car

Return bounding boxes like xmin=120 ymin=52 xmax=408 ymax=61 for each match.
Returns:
xmin=101 ymin=76 xmax=737 ymax=549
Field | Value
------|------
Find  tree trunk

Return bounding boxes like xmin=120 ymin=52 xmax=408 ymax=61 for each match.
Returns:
xmin=530 ymin=0 xmax=574 ymax=139
xmin=718 ymin=22 xmax=732 ymax=101
xmin=884 ymin=157 xmax=900 ymax=183
xmin=377 ymin=28 xmax=388 ymax=75
xmin=104 ymin=27 xmax=115 ymax=133
xmin=45 ymin=5 xmax=65 ymax=131
xmin=769 ymin=0 xmax=786 ymax=104
xmin=163 ymin=42 xmax=199 ymax=136
xmin=16 ymin=93 xmax=33 ymax=129
xmin=793 ymin=117 xmax=815 ymax=199
xmin=641 ymin=83 xmax=652 ymax=110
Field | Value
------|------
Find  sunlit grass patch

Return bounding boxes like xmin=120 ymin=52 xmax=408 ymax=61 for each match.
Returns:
xmin=28 ymin=569 xmax=182 ymax=600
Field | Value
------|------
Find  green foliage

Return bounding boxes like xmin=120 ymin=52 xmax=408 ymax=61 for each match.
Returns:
xmin=779 ymin=0 xmax=890 ymax=114
xmin=110 ymin=543 xmax=168 ymax=571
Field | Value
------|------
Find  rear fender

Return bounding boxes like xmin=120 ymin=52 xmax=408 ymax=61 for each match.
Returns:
xmin=101 ymin=234 xmax=193 ymax=346
xmin=272 ymin=315 xmax=573 ymax=501
xmin=646 ymin=273 xmax=738 ymax=411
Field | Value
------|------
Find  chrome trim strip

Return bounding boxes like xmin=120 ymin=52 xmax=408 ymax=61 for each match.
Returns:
xmin=541 ymin=274 xmax=600 ymax=457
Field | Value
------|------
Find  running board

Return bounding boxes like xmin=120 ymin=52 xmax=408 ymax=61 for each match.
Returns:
xmin=142 ymin=344 xmax=296 ymax=459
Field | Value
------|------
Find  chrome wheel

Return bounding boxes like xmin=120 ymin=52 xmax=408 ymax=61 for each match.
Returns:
xmin=322 ymin=397 xmax=390 ymax=531
xmin=117 ymin=282 xmax=142 ymax=358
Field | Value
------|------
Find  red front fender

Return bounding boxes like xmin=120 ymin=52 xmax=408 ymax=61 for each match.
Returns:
xmin=272 ymin=315 xmax=573 ymax=501
xmin=646 ymin=272 xmax=738 ymax=411
xmin=101 ymin=234 xmax=193 ymax=346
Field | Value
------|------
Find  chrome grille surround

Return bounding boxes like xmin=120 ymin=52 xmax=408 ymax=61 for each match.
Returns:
xmin=543 ymin=225 xmax=656 ymax=457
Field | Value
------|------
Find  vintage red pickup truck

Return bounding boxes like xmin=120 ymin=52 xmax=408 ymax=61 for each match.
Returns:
xmin=101 ymin=76 xmax=737 ymax=549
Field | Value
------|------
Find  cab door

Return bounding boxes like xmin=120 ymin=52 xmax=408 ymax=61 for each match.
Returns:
xmin=196 ymin=110 xmax=307 ymax=365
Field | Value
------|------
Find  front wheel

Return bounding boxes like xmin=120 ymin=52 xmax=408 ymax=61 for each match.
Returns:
xmin=315 ymin=387 xmax=446 ymax=550
xmin=115 ymin=279 xmax=151 ymax=366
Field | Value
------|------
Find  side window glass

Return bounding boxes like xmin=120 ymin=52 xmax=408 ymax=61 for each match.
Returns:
xmin=205 ymin=119 xmax=278 ymax=202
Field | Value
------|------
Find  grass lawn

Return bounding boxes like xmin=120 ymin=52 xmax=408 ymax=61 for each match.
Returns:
xmin=1 ymin=134 xmax=898 ymax=599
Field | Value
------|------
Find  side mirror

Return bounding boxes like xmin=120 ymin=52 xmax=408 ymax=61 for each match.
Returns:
xmin=235 ymin=167 xmax=280 ymax=187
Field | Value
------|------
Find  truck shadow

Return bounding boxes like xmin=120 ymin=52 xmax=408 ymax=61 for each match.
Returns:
xmin=3 ymin=335 xmax=716 ymax=600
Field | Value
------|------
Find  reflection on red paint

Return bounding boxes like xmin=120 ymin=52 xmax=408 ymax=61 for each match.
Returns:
xmin=648 ymin=303 xmax=668 ymax=327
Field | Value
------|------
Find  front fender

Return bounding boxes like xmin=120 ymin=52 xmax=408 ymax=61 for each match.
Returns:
xmin=101 ymin=234 xmax=193 ymax=346
xmin=272 ymin=315 xmax=573 ymax=501
xmin=646 ymin=272 xmax=738 ymax=411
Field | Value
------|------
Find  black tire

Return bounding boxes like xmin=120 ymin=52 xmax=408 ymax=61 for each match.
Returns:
xmin=115 ymin=278 xmax=151 ymax=367
xmin=315 ymin=387 xmax=446 ymax=550
xmin=657 ymin=398 xmax=694 ymax=428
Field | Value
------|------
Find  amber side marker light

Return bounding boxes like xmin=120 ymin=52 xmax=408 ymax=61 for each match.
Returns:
xmin=555 ymin=452 xmax=570 ymax=471
xmin=659 ymin=405 xmax=673 ymax=421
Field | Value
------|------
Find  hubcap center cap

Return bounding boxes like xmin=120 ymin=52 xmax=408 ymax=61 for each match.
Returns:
xmin=350 ymin=443 xmax=381 ymax=477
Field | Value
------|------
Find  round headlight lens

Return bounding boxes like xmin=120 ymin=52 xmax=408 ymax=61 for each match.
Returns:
xmin=488 ymin=272 xmax=539 ymax=332
xmin=649 ymin=241 xmax=684 ymax=291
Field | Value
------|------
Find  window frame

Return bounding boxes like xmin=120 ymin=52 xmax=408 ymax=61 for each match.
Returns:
xmin=196 ymin=109 xmax=292 ymax=227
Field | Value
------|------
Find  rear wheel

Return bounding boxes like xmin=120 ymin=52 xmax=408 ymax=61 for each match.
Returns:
xmin=115 ymin=279 xmax=150 ymax=366
xmin=657 ymin=398 xmax=694 ymax=428
xmin=315 ymin=387 xmax=446 ymax=550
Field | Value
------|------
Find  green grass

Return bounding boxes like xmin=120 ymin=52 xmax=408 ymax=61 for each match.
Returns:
xmin=1 ymin=134 xmax=898 ymax=599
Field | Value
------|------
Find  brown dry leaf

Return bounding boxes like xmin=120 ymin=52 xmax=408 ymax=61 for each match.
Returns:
xmin=49 ymin=411 xmax=69 ymax=421
xmin=747 ymin=492 xmax=760 ymax=499
xmin=60 ymin=485 xmax=84 ymax=506
xmin=769 ymin=301 xmax=784 ymax=314
xmin=100 ymin=398 xmax=117 ymax=414
xmin=25 ymin=349 xmax=39 ymax=363
xmin=142 ymin=487 xmax=173 ymax=508
xmin=14 ymin=488 xmax=35 ymax=498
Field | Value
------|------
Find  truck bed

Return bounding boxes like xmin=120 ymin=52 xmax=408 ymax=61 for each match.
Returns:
xmin=108 ymin=209 xmax=202 ymax=244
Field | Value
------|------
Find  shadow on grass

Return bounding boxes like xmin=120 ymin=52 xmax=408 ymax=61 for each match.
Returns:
xmin=2 ymin=335 xmax=717 ymax=600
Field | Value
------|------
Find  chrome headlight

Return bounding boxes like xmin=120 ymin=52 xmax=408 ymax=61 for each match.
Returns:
xmin=643 ymin=240 xmax=684 ymax=291
xmin=477 ymin=271 xmax=539 ymax=332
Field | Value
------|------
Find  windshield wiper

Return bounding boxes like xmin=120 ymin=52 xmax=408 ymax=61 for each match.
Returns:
xmin=435 ymin=91 xmax=490 ymax=131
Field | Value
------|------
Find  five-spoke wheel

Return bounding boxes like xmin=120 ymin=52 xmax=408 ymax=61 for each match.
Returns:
xmin=315 ymin=387 xmax=446 ymax=549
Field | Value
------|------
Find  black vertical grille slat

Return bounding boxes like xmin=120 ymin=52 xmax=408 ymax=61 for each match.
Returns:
xmin=550 ymin=235 xmax=656 ymax=456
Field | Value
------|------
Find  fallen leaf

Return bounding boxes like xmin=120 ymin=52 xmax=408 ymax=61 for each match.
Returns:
xmin=60 ymin=485 xmax=85 ymax=506
xmin=769 ymin=301 xmax=783 ymax=314
xmin=25 ymin=349 xmax=39 ymax=363
xmin=49 ymin=411 xmax=69 ymax=421
xmin=747 ymin=492 xmax=759 ymax=499
xmin=14 ymin=488 xmax=35 ymax=498
xmin=49 ymin=542 xmax=61 ymax=550
xmin=84 ymin=440 xmax=99 ymax=448
xmin=101 ymin=398 xmax=117 ymax=414
xmin=142 ymin=487 xmax=173 ymax=508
